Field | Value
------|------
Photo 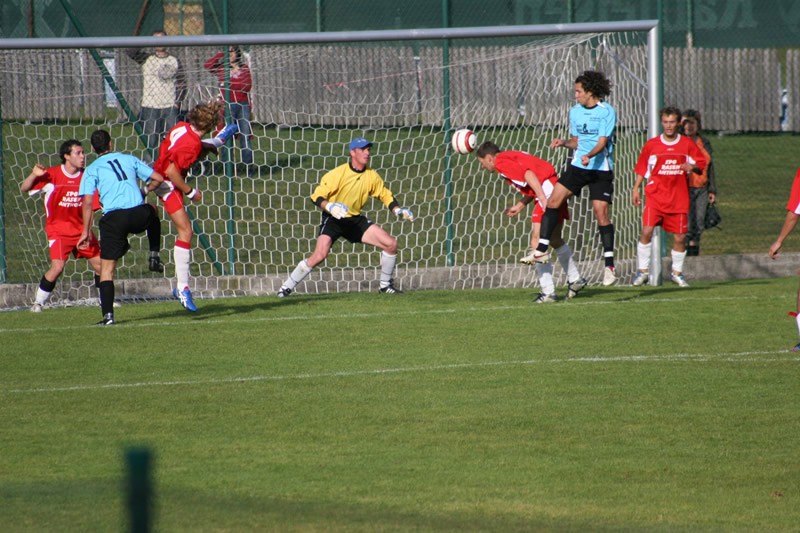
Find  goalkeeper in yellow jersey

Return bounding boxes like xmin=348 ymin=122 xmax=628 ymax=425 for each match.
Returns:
xmin=277 ymin=137 xmax=414 ymax=297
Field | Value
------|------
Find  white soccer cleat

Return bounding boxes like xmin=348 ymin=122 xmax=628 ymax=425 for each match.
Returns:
xmin=566 ymin=278 xmax=588 ymax=299
xmin=31 ymin=303 xmax=42 ymax=313
xmin=532 ymin=292 xmax=558 ymax=304
xmin=276 ymin=287 xmax=293 ymax=298
xmin=603 ymin=266 xmax=617 ymax=286
xmin=521 ymin=249 xmax=550 ymax=264
xmin=632 ymin=271 xmax=649 ymax=286
xmin=670 ymin=272 xmax=690 ymax=288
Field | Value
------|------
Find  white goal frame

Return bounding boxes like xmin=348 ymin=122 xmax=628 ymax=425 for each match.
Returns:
xmin=0 ymin=20 xmax=662 ymax=305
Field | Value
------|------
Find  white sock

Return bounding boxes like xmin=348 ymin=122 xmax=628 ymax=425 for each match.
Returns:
xmin=34 ymin=288 xmax=51 ymax=305
xmin=555 ymin=243 xmax=581 ymax=283
xmin=637 ymin=241 xmax=652 ymax=272
xmin=796 ymin=314 xmax=800 ymax=340
xmin=536 ymin=263 xmax=555 ymax=295
xmin=671 ymin=249 xmax=687 ymax=274
xmin=380 ymin=251 xmax=396 ymax=288
xmin=174 ymin=244 xmax=191 ymax=290
xmin=283 ymin=259 xmax=312 ymax=290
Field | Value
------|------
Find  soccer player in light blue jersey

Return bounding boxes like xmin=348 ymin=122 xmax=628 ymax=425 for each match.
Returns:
xmin=529 ymin=70 xmax=619 ymax=286
xmin=78 ymin=130 xmax=165 ymax=325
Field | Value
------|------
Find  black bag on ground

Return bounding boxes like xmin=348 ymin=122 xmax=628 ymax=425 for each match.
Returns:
xmin=704 ymin=202 xmax=722 ymax=229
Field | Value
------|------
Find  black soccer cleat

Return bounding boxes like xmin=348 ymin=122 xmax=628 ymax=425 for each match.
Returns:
xmin=148 ymin=255 xmax=165 ymax=273
xmin=378 ymin=281 xmax=403 ymax=294
xmin=96 ymin=313 xmax=115 ymax=326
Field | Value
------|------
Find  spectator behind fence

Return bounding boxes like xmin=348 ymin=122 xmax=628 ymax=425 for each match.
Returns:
xmin=205 ymin=46 xmax=254 ymax=175
xmin=681 ymin=109 xmax=717 ymax=256
xmin=126 ymin=30 xmax=187 ymax=157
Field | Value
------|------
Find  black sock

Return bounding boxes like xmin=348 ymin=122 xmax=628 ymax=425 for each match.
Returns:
xmin=599 ymin=224 xmax=615 ymax=267
xmin=99 ymin=280 xmax=115 ymax=317
xmin=536 ymin=207 xmax=561 ymax=252
xmin=146 ymin=206 xmax=161 ymax=253
xmin=39 ymin=275 xmax=56 ymax=292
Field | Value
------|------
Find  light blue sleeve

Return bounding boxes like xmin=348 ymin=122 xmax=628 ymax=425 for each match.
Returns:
xmin=78 ymin=167 xmax=98 ymax=196
xmin=130 ymin=154 xmax=155 ymax=183
xmin=600 ymin=105 xmax=616 ymax=138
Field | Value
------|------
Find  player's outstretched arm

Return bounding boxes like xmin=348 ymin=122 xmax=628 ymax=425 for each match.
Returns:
xmin=20 ymin=164 xmax=47 ymax=193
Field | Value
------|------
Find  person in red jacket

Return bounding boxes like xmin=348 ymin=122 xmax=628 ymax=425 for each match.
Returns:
xmin=205 ymin=46 xmax=254 ymax=174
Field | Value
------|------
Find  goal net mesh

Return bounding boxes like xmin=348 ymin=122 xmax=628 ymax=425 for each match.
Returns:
xmin=1 ymin=30 xmax=649 ymax=301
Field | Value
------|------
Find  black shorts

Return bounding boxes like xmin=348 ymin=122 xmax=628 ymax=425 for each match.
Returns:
xmin=559 ymin=165 xmax=615 ymax=204
xmin=319 ymin=213 xmax=374 ymax=244
xmin=98 ymin=204 xmax=158 ymax=260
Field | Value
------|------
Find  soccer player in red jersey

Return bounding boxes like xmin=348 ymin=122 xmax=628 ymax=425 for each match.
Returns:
xmin=153 ymin=100 xmax=225 ymax=311
xmin=768 ymin=167 xmax=800 ymax=351
xmin=20 ymin=140 xmax=103 ymax=312
xmin=476 ymin=141 xmax=587 ymax=303
xmin=631 ymin=107 xmax=707 ymax=287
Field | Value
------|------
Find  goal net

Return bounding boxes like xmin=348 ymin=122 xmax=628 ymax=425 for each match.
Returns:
xmin=0 ymin=24 xmax=656 ymax=302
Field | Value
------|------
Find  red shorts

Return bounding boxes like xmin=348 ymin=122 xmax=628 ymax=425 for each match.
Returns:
xmin=48 ymin=234 xmax=100 ymax=261
xmin=158 ymin=186 xmax=186 ymax=215
xmin=531 ymin=202 xmax=570 ymax=224
xmin=642 ymin=205 xmax=688 ymax=234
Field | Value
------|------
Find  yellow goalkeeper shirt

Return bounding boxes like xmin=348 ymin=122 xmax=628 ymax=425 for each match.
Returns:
xmin=311 ymin=163 xmax=397 ymax=216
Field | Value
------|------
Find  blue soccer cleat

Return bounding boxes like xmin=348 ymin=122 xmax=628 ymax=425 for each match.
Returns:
xmin=215 ymin=124 xmax=239 ymax=143
xmin=174 ymin=287 xmax=198 ymax=312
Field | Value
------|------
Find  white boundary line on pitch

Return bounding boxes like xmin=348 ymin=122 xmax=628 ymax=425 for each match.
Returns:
xmin=0 ymin=294 xmax=782 ymax=335
xmin=3 ymin=350 xmax=797 ymax=394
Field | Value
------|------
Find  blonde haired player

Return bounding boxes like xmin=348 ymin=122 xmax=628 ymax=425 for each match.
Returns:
xmin=153 ymin=100 xmax=236 ymax=311
xmin=475 ymin=141 xmax=587 ymax=302
xmin=276 ymin=137 xmax=414 ymax=297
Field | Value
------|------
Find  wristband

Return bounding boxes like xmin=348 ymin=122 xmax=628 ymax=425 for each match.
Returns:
xmin=187 ymin=188 xmax=198 ymax=199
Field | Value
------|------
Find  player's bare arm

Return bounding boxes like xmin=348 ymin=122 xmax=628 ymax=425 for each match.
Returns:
xmin=165 ymin=162 xmax=201 ymax=202
xmin=505 ymin=195 xmax=534 ymax=217
xmin=769 ymin=211 xmax=800 ymax=259
xmin=581 ymin=136 xmax=609 ymax=166
xmin=20 ymin=164 xmax=47 ymax=193
xmin=78 ymin=194 xmax=95 ymax=249
xmin=631 ymin=174 xmax=646 ymax=207
xmin=550 ymin=135 xmax=578 ymax=150
xmin=523 ymin=169 xmax=547 ymax=209
xmin=145 ymin=170 xmax=165 ymax=192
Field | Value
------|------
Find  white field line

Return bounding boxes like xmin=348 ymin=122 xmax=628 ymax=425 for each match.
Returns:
xmin=0 ymin=294 xmax=780 ymax=335
xmin=3 ymin=351 xmax=797 ymax=395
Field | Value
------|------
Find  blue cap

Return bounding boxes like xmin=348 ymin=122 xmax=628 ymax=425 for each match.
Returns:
xmin=349 ymin=137 xmax=372 ymax=151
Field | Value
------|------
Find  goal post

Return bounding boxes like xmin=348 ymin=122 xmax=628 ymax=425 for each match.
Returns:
xmin=0 ymin=20 xmax=660 ymax=303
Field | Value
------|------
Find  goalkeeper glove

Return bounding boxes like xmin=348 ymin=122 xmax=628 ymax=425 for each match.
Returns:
xmin=325 ymin=202 xmax=349 ymax=219
xmin=395 ymin=207 xmax=414 ymax=221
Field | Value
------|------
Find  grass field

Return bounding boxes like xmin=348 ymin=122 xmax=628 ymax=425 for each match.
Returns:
xmin=2 ymin=279 xmax=799 ymax=532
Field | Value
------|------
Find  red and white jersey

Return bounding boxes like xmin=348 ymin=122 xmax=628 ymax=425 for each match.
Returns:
xmin=154 ymin=121 xmax=203 ymax=179
xmin=634 ymin=133 xmax=708 ymax=214
xmin=28 ymin=165 xmax=100 ymax=239
xmin=786 ymin=168 xmax=800 ymax=215
xmin=494 ymin=151 xmax=559 ymax=199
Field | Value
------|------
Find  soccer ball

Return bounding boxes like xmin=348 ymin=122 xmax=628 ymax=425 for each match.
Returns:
xmin=451 ymin=129 xmax=477 ymax=154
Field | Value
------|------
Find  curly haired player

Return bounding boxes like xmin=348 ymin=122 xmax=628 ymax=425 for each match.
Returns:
xmin=530 ymin=70 xmax=618 ymax=286
xmin=152 ymin=100 xmax=233 ymax=312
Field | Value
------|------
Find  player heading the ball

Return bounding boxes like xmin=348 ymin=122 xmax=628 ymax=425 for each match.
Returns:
xmin=475 ymin=141 xmax=588 ymax=303
xmin=276 ymin=137 xmax=414 ymax=297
